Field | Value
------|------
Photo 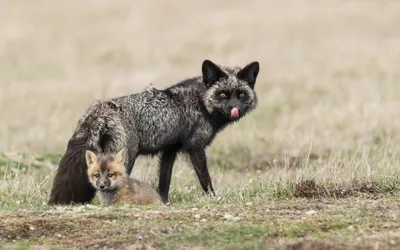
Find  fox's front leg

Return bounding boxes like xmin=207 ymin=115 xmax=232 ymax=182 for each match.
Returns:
xmin=157 ymin=150 xmax=178 ymax=203
xmin=187 ymin=148 xmax=216 ymax=197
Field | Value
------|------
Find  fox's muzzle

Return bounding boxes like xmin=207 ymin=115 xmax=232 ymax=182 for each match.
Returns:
xmin=97 ymin=178 xmax=111 ymax=190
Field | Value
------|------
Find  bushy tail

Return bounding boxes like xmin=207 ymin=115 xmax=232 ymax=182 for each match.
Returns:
xmin=48 ymin=133 xmax=97 ymax=205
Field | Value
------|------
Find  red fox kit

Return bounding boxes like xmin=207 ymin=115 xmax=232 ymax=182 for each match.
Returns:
xmin=85 ymin=149 xmax=163 ymax=206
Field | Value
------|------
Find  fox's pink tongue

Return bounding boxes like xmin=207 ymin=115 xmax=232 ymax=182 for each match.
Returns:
xmin=231 ymin=108 xmax=239 ymax=118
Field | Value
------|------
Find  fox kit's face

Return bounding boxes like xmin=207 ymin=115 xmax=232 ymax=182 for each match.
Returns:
xmin=85 ymin=149 xmax=126 ymax=191
xmin=202 ymin=60 xmax=260 ymax=121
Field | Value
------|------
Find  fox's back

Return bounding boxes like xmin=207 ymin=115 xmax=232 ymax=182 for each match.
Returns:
xmin=114 ymin=80 xmax=212 ymax=153
xmin=116 ymin=177 xmax=163 ymax=205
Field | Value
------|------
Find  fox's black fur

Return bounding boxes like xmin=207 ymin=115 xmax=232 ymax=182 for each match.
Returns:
xmin=48 ymin=60 xmax=260 ymax=205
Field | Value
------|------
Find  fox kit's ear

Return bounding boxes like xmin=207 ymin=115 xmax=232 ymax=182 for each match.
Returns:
xmin=114 ymin=148 xmax=125 ymax=164
xmin=85 ymin=150 xmax=98 ymax=167
xmin=237 ymin=61 xmax=260 ymax=89
xmin=202 ymin=60 xmax=228 ymax=88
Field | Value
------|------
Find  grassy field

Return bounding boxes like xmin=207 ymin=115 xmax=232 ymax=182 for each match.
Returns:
xmin=1 ymin=0 xmax=400 ymax=249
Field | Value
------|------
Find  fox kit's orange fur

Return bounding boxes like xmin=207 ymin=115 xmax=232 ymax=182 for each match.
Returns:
xmin=85 ymin=149 xmax=163 ymax=206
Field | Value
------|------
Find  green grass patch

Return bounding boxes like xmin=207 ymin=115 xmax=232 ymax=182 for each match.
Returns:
xmin=156 ymin=224 xmax=268 ymax=249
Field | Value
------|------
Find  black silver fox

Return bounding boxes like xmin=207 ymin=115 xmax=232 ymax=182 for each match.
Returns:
xmin=48 ymin=59 xmax=260 ymax=205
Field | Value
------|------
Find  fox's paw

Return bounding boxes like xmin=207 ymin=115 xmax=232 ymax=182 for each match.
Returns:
xmin=203 ymin=190 xmax=221 ymax=201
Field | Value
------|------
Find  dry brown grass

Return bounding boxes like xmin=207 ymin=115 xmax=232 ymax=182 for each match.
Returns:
xmin=2 ymin=0 xmax=400 ymax=154
xmin=2 ymin=0 xmax=400 ymax=188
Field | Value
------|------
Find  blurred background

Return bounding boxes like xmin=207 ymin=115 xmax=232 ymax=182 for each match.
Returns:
xmin=1 ymin=0 xmax=400 ymax=160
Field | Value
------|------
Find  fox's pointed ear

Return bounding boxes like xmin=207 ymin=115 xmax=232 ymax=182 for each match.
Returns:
xmin=237 ymin=61 xmax=260 ymax=89
xmin=114 ymin=148 xmax=125 ymax=164
xmin=85 ymin=150 xmax=98 ymax=167
xmin=202 ymin=60 xmax=228 ymax=87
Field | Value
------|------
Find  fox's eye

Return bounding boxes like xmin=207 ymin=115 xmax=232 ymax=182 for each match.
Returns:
xmin=94 ymin=174 xmax=100 ymax=178
xmin=219 ymin=93 xmax=227 ymax=98
xmin=238 ymin=93 xmax=245 ymax=98
xmin=107 ymin=173 xmax=114 ymax=178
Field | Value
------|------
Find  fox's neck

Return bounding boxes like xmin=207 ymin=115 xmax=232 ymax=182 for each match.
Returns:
xmin=97 ymin=176 xmax=129 ymax=206
xmin=195 ymin=96 xmax=232 ymax=132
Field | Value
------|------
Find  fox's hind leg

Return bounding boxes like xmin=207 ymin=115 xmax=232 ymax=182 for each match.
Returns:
xmin=187 ymin=148 xmax=216 ymax=197
xmin=126 ymin=136 xmax=139 ymax=176
xmin=126 ymin=156 xmax=137 ymax=176
xmin=157 ymin=150 xmax=178 ymax=203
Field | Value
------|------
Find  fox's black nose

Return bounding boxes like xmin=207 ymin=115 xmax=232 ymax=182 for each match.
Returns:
xmin=99 ymin=185 xmax=105 ymax=189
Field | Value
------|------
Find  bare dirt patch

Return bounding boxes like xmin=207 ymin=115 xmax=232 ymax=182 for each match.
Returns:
xmin=293 ymin=179 xmax=388 ymax=199
xmin=281 ymin=238 xmax=400 ymax=250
